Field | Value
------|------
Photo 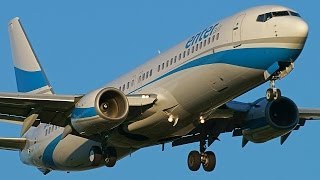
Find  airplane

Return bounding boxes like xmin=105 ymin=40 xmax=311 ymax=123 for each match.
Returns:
xmin=0 ymin=5 xmax=318 ymax=174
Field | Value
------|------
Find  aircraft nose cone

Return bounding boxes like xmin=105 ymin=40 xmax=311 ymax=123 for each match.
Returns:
xmin=295 ymin=19 xmax=309 ymax=37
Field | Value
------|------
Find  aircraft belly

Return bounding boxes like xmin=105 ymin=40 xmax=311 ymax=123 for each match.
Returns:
xmin=108 ymin=63 xmax=266 ymax=149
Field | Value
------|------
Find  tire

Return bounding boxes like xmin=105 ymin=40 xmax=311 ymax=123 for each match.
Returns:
xmin=266 ymin=88 xmax=274 ymax=101
xmin=89 ymin=146 xmax=102 ymax=166
xmin=188 ymin=151 xmax=201 ymax=171
xmin=275 ymin=89 xmax=282 ymax=100
xmin=104 ymin=147 xmax=117 ymax=167
xmin=202 ymin=151 xmax=216 ymax=172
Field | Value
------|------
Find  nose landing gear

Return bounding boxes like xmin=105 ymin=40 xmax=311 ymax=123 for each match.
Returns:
xmin=266 ymin=78 xmax=281 ymax=101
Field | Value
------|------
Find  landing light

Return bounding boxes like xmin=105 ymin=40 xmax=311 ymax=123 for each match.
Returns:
xmin=200 ymin=116 xmax=205 ymax=124
xmin=142 ymin=95 xmax=150 ymax=99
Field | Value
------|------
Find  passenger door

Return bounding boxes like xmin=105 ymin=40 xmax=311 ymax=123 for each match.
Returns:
xmin=232 ymin=14 xmax=246 ymax=48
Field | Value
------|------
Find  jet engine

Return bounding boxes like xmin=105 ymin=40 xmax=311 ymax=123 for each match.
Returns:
xmin=242 ymin=97 xmax=299 ymax=143
xmin=71 ymin=87 xmax=129 ymax=136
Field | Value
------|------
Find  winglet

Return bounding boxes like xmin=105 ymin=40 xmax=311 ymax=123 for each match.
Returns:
xmin=8 ymin=17 xmax=54 ymax=94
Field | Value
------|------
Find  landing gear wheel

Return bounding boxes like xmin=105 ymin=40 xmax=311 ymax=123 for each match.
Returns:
xmin=266 ymin=88 xmax=281 ymax=101
xmin=202 ymin=151 xmax=216 ymax=172
xmin=89 ymin=146 xmax=102 ymax=166
xmin=266 ymin=88 xmax=275 ymax=101
xmin=188 ymin=151 xmax=201 ymax=171
xmin=276 ymin=89 xmax=281 ymax=99
xmin=104 ymin=147 xmax=117 ymax=167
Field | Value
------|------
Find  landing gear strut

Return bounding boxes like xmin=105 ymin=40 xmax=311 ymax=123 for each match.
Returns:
xmin=187 ymin=138 xmax=216 ymax=172
xmin=266 ymin=78 xmax=281 ymax=101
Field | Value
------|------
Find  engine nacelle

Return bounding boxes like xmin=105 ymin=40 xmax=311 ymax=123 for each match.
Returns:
xmin=242 ymin=97 xmax=299 ymax=143
xmin=71 ymin=87 xmax=129 ymax=136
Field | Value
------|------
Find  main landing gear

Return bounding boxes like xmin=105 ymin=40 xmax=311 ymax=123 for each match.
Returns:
xmin=89 ymin=146 xmax=117 ymax=167
xmin=187 ymin=138 xmax=216 ymax=172
xmin=266 ymin=78 xmax=281 ymax=101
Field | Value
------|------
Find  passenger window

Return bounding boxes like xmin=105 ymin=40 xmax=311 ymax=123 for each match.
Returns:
xmin=146 ymin=71 xmax=149 ymax=79
xmin=183 ymin=51 xmax=186 ymax=58
xmin=158 ymin=65 xmax=160 ymax=72
xmin=187 ymin=49 xmax=190 ymax=56
xmin=170 ymin=58 xmax=173 ymax=65
xmin=123 ymin=84 xmax=125 ymax=90
xmin=150 ymin=69 xmax=153 ymax=77
xmin=166 ymin=60 xmax=169 ymax=67
xmin=216 ymin=33 xmax=220 ymax=40
xmin=45 ymin=129 xmax=48 ymax=136
xmin=196 ymin=44 xmax=198 ymax=51
xmin=127 ymin=82 xmax=130 ymax=89
xmin=192 ymin=46 xmax=194 ymax=53
xmin=142 ymin=73 xmax=145 ymax=80
xmin=138 ymin=76 xmax=141 ymax=83
xmin=174 ymin=56 xmax=177 ymax=62
xmin=204 ymin=40 xmax=206 ymax=47
xmin=200 ymin=42 xmax=202 ymax=49
xmin=208 ymin=37 xmax=211 ymax=44
xmin=162 ymin=63 xmax=165 ymax=70
xmin=119 ymin=86 xmax=121 ymax=91
xmin=179 ymin=53 xmax=181 ymax=60
xmin=212 ymin=35 xmax=215 ymax=42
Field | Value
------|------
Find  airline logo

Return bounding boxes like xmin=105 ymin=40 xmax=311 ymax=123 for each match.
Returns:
xmin=185 ymin=23 xmax=220 ymax=49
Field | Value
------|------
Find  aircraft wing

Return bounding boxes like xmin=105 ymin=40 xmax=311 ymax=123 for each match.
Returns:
xmin=172 ymin=99 xmax=320 ymax=147
xmin=0 ymin=137 xmax=27 ymax=151
xmin=0 ymin=92 xmax=157 ymax=127
xmin=297 ymin=108 xmax=320 ymax=120
xmin=0 ymin=92 xmax=81 ymax=127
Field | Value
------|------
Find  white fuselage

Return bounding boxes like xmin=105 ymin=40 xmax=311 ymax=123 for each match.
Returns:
xmin=20 ymin=5 xmax=308 ymax=171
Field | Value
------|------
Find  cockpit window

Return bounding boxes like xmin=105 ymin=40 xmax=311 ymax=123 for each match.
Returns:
xmin=289 ymin=11 xmax=301 ymax=17
xmin=256 ymin=10 xmax=300 ymax=22
xmin=265 ymin=12 xmax=272 ymax=21
xmin=272 ymin=11 xmax=290 ymax=17
xmin=256 ymin=14 xmax=265 ymax=22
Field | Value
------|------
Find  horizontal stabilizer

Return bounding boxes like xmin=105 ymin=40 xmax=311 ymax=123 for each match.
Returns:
xmin=0 ymin=137 xmax=27 ymax=151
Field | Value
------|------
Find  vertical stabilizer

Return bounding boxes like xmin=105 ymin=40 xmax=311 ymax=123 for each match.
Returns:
xmin=8 ymin=17 xmax=54 ymax=94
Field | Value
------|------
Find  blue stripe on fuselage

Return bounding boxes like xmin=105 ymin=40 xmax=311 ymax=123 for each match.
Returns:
xmin=42 ymin=134 xmax=62 ymax=169
xmin=71 ymin=48 xmax=301 ymax=117
xmin=130 ymin=47 xmax=301 ymax=94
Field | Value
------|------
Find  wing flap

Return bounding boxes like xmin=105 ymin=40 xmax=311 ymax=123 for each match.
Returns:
xmin=0 ymin=137 xmax=27 ymax=151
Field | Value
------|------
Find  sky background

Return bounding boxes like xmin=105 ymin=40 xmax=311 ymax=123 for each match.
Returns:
xmin=0 ymin=0 xmax=319 ymax=179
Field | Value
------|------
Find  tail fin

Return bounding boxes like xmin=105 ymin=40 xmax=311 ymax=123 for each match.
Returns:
xmin=8 ymin=17 xmax=54 ymax=94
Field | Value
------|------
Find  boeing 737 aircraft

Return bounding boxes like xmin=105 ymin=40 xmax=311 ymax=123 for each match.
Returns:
xmin=0 ymin=5 xmax=319 ymax=174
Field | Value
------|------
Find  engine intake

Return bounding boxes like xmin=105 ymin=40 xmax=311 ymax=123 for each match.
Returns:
xmin=71 ymin=87 xmax=129 ymax=136
xmin=266 ymin=97 xmax=298 ymax=129
xmin=95 ymin=88 xmax=129 ymax=121
xmin=242 ymin=97 xmax=299 ymax=143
